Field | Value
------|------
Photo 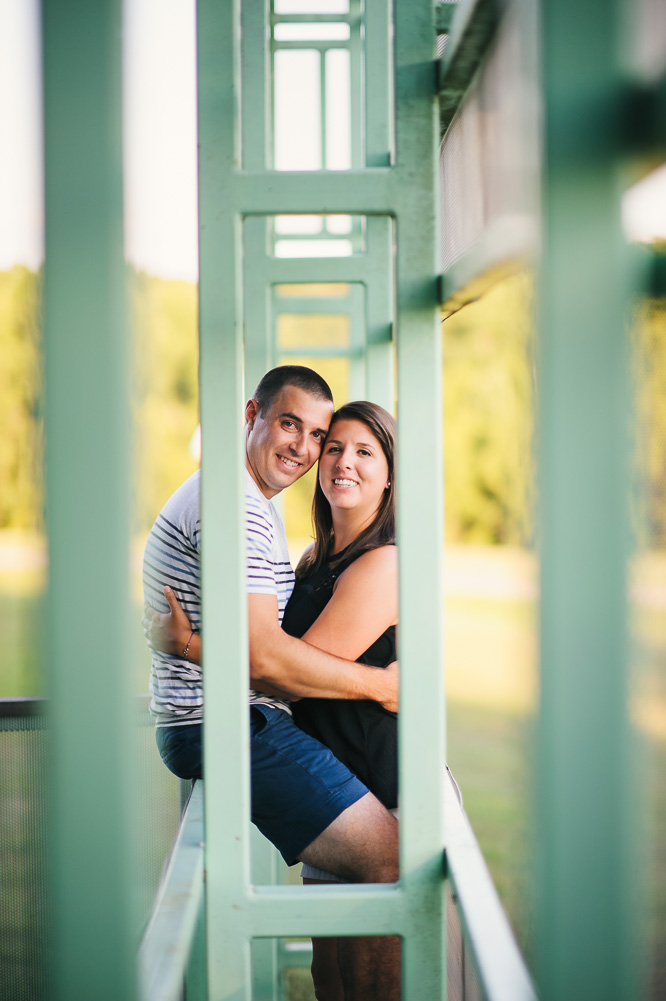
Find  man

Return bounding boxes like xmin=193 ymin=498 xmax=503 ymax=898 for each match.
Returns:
xmin=143 ymin=365 xmax=399 ymax=999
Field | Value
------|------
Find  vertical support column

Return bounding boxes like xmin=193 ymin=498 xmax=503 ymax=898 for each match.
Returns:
xmin=243 ymin=0 xmax=274 ymax=404
xmin=348 ymin=283 xmax=367 ymax=400
xmin=349 ymin=0 xmax=363 ymax=168
xmin=365 ymin=216 xmax=394 ymax=411
xmin=198 ymin=0 xmax=252 ymax=998
xmin=42 ymin=2 xmax=134 ymax=999
xmin=537 ymin=1 xmax=635 ymax=999
xmin=364 ymin=0 xmax=392 ymax=167
xmin=394 ymin=3 xmax=447 ymax=999
xmin=245 ymin=217 xmax=274 ymax=396
xmin=365 ymin=0 xmax=394 ymax=409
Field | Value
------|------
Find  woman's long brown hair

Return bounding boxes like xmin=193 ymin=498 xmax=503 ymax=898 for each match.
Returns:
xmin=296 ymin=401 xmax=396 ymax=579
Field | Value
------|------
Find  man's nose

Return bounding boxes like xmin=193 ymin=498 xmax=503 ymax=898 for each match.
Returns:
xmin=289 ymin=430 xmax=308 ymax=455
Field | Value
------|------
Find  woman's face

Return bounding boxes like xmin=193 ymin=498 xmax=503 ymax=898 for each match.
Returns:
xmin=318 ymin=419 xmax=390 ymax=521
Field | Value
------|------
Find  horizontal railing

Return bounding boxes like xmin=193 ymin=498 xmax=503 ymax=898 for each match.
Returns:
xmin=139 ymin=782 xmax=205 ymax=1001
xmin=2 ymin=698 xmax=536 ymax=999
xmin=137 ymin=767 xmax=537 ymax=1001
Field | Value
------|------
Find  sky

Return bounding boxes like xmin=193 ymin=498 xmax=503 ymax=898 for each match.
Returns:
xmin=0 ymin=0 xmax=665 ymax=282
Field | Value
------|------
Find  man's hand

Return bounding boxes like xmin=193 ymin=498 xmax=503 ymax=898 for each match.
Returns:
xmin=377 ymin=660 xmax=399 ymax=714
xmin=143 ymin=586 xmax=194 ymax=656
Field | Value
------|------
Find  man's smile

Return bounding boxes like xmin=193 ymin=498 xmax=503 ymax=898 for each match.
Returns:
xmin=277 ymin=453 xmax=301 ymax=469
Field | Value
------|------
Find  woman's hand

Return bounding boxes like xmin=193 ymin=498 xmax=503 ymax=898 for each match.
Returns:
xmin=143 ymin=586 xmax=195 ymax=658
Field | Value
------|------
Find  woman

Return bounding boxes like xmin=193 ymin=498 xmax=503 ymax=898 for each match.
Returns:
xmin=148 ymin=401 xmax=399 ymax=1000
xmin=283 ymin=401 xmax=398 ymax=813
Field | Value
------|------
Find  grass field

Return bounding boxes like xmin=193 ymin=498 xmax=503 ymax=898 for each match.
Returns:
xmin=1 ymin=540 xmax=664 ymax=995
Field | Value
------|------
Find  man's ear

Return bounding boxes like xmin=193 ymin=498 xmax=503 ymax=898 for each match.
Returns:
xmin=245 ymin=398 xmax=259 ymax=430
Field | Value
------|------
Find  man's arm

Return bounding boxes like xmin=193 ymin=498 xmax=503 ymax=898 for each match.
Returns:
xmin=249 ymin=593 xmax=398 ymax=711
xmin=250 ymin=547 xmax=399 ymax=709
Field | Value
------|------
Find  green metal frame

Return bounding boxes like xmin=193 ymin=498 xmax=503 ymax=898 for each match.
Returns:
xmin=196 ymin=1 xmax=449 ymax=998
xmin=39 ymin=0 xmax=661 ymax=996
xmin=43 ymin=3 xmax=136 ymax=1000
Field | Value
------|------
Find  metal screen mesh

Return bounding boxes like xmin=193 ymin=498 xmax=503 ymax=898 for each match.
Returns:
xmin=0 ymin=720 xmax=50 ymax=1001
xmin=0 ymin=704 xmax=181 ymax=1001
xmin=439 ymin=0 xmax=539 ymax=275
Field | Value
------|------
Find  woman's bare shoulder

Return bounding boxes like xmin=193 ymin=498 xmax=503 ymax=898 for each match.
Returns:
xmin=339 ymin=544 xmax=398 ymax=581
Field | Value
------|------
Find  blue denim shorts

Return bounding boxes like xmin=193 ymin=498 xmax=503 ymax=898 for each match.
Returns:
xmin=156 ymin=705 xmax=368 ymax=866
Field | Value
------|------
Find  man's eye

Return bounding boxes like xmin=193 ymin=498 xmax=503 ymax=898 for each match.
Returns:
xmin=282 ymin=421 xmax=296 ymax=430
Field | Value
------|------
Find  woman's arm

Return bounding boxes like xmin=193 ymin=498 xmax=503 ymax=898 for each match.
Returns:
xmin=144 ymin=549 xmax=400 ymax=710
xmin=300 ymin=545 xmax=399 ymax=661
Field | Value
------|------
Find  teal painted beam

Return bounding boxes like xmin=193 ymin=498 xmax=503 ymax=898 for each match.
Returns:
xmin=537 ymin=0 xmax=636 ymax=998
xmin=229 ymin=169 xmax=402 ymax=215
xmin=393 ymin=1 xmax=447 ymax=998
xmin=363 ymin=216 xmax=394 ymax=410
xmin=245 ymin=218 xmax=274 ymax=394
xmin=365 ymin=0 xmax=392 ymax=167
xmin=197 ymin=0 xmax=252 ymax=998
xmin=139 ymin=784 xmax=205 ymax=1001
xmin=240 ymin=885 xmax=406 ymax=938
xmin=443 ymin=777 xmax=537 ymax=1001
xmin=242 ymin=0 xmax=269 ymax=171
xmin=42 ymin=2 xmax=135 ymax=1000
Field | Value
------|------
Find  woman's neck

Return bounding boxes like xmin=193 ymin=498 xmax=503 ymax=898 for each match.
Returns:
xmin=329 ymin=510 xmax=374 ymax=555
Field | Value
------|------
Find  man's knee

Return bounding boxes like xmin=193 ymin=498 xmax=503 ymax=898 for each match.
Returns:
xmin=301 ymin=792 xmax=399 ymax=884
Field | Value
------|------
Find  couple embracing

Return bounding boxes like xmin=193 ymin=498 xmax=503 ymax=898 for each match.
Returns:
xmin=143 ymin=365 xmax=401 ymax=1000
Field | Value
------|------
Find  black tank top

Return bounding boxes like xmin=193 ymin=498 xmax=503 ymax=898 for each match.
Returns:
xmin=281 ymin=546 xmax=398 ymax=809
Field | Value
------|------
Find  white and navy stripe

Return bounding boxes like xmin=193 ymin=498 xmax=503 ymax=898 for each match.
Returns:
xmin=144 ymin=469 xmax=295 ymax=727
xmin=244 ymin=470 xmax=295 ymax=712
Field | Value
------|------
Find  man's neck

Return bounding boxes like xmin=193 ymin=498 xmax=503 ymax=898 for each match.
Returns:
xmin=245 ymin=458 xmax=279 ymax=501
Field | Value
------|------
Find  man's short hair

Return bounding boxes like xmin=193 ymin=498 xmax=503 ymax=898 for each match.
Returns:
xmin=253 ymin=365 xmax=333 ymax=416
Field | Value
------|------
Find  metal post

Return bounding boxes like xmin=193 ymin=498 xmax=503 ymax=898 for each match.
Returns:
xmin=393 ymin=2 xmax=447 ymax=998
xmin=42 ymin=1 xmax=134 ymax=998
xmin=198 ymin=1 xmax=252 ymax=998
xmin=537 ymin=0 xmax=635 ymax=998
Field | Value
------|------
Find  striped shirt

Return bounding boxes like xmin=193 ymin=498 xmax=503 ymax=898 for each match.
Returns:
xmin=144 ymin=468 xmax=294 ymax=727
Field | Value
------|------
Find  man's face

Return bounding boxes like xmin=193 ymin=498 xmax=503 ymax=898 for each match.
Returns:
xmin=245 ymin=385 xmax=334 ymax=499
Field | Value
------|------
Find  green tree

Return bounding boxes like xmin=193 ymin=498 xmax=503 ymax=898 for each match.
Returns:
xmin=0 ymin=267 xmax=43 ymax=530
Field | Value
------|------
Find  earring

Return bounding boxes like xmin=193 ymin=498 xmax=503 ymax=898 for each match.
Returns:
xmin=386 ymin=481 xmax=391 ymax=489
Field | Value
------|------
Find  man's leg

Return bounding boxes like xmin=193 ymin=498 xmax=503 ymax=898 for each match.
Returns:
xmin=300 ymin=797 xmax=400 ymax=1001
xmin=250 ymin=706 xmax=400 ymax=1000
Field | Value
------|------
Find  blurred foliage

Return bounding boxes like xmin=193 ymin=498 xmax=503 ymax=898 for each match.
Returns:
xmin=129 ymin=270 xmax=199 ymax=531
xmin=0 ymin=268 xmax=43 ymax=530
xmin=2 ymin=266 xmax=665 ymax=547
xmin=442 ymin=273 xmax=536 ymax=546
xmin=631 ymin=297 xmax=666 ymax=550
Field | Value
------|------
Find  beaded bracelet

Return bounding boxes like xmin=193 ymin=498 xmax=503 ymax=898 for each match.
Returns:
xmin=182 ymin=631 xmax=194 ymax=661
